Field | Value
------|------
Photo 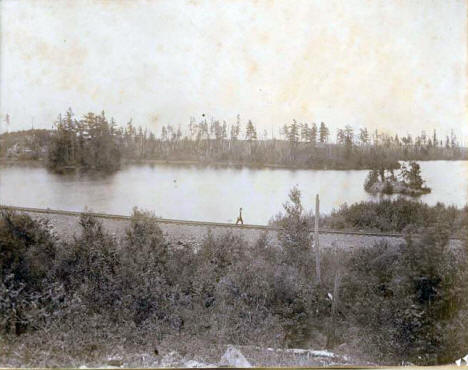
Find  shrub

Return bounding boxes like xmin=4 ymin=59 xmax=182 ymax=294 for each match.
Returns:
xmin=364 ymin=169 xmax=379 ymax=191
xmin=2 ymin=198 xmax=467 ymax=366
xmin=340 ymin=228 xmax=468 ymax=365
xmin=382 ymin=181 xmax=394 ymax=194
xmin=0 ymin=211 xmax=61 ymax=334
xmin=322 ymin=198 xmax=467 ymax=236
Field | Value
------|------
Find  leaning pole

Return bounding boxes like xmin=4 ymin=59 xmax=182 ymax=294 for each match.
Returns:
xmin=315 ymin=194 xmax=321 ymax=284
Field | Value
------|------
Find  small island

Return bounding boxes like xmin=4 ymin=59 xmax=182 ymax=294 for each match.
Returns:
xmin=47 ymin=110 xmax=121 ymax=173
xmin=364 ymin=161 xmax=431 ymax=196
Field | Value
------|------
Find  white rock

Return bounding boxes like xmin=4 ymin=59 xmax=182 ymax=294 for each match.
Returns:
xmin=160 ymin=351 xmax=183 ymax=367
xmin=287 ymin=348 xmax=335 ymax=358
xmin=219 ymin=346 xmax=251 ymax=368
xmin=184 ymin=359 xmax=215 ymax=368
xmin=308 ymin=350 xmax=336 ymax=358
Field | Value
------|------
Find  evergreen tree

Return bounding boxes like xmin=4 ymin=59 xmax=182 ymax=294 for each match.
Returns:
xmin=222 ymin=121 xmax=227 ymax=140
xmin=400 ymin=161 xmax=425 ymax=189
xmin=245 ymin=120 xmax=257 ymax=141
xmin=336 ymin=129 xmax=345 ymax=144
xmin=300 ymin=123 xmax=309 ymax=142
xmin=161 ymin=126 xmax=168 ymax=141
xmin=230 ymin=121 xmax=240 ymax=141
xmin=450 ymin=130 xmax=457 ymax=148
xmin=344 ymin=125 xmax=354 ymax=146
xmin=288 ymin=120 xmax=300 ymax=145
xmin=359 ymin=128 xmax=369 ymax=145
xmin=310 ymin=123 xmax=318 ymax=144
xmin=47 ymin=110 xmax=121 ymax=172
xmin=319 ymin=122 xmax=329 ymax=143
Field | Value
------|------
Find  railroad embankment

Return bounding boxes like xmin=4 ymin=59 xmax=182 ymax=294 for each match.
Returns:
xmin=1 ymin=205 xmax=464 ymax=250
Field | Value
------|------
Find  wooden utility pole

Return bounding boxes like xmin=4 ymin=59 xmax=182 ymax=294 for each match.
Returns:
xmin=315 ymin=194 xmax=321 ymax=284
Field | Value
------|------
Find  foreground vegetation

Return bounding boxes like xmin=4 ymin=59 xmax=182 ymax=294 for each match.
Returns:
xmin=1 ymin=109 xmax=466 ymax=172
xmin=1 ymin=193 xmax=467 ymax=366
xmin=321 ymin=197 xmax=468 ymax=237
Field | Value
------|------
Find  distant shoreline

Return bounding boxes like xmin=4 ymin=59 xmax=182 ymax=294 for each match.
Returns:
xmin=1 ymin=157 xmax=468 ymax=171
xmin=122 ymin=158 xmax=373 ymax=171
xmin=0 ymin=157 xmax=370 ymax=170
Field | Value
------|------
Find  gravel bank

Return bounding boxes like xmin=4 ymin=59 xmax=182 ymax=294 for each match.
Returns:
xmin=2 ymin=206 xmax=463 ymax=250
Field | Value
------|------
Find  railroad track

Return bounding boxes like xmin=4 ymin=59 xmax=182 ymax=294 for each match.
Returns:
xmin=1 ymin=204 xmax=464 ymax=241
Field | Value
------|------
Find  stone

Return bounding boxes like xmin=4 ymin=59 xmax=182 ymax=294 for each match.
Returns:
xmin=160 ymin=351 xmax=183 ymax=367
xmin=184 ymin=359 xmax=215 ymax=368
xmin=107 ymin=358 xmax=123 ymax=367
xmin=219 ymin=346 xmax=251 ymax=368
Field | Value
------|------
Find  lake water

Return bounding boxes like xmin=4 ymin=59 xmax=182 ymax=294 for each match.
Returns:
xmin=1 ymin=161 xmax=467 ymax=224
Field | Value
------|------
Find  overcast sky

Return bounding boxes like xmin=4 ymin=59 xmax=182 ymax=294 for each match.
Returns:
xmin=1 ymin=0 xmax=467 ymax=141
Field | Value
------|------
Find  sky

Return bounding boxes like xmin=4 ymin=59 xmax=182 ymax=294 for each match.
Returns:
xmin=1 ymin=0 xmax=467 ymax=142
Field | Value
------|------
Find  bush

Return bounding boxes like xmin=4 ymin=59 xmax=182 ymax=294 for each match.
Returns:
xmin=323 ymin=198 xmax=467 ymax=235
xmin=340 ymin=228 xmax=468 ymax=365
xmin=0 ymin=211 xmax=61 ymax=335
xmin=382 ymin=181 xmax=394 ymax=194
xmin=1 ymin=200 xmax=467 ymax=366
xmin=364 ymin=169 xmax=379 ymax=191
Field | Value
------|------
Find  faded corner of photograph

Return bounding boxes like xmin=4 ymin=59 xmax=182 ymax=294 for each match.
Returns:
xmin=0 ymin=0 xmax=468 ymax=368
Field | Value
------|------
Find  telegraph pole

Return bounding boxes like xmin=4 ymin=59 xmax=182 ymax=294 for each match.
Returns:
xmin=315 ymin=193 xmax=321 ymax=284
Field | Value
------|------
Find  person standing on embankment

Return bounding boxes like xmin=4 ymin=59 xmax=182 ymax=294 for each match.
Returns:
xmin=235 ymin=208 xmax=243 ymax=225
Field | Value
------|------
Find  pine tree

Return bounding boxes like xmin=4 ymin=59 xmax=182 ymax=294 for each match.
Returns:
xmin=359 ymin=128 xmax=369 ymax=145
xmin=301 ymin=123 xmax=309 ymax=142
xmin=336 ymin=129 xmax=345 ymax=144
xmin=288 ymin=120 xmax=300 ymax=145
xmin=344 ymin=125 xmax=354 ymax=150
xmin=310 ymin=123 xmax=318 ymax=144
xmin=230 ymin=122 xmax=240 ymax=141
xmin=319 ymin=122 xmax=329 ymax=143
xmin=400 ymin=161 xmax=424 ymax=189
xmin=245 ymin=120 xmax=257 ymax=141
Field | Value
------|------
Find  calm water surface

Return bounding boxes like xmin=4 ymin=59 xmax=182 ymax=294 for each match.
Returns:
xmin=1 ymin=161 xmax=467 ymax=224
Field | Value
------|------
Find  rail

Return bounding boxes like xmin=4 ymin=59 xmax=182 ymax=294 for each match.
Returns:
xmin=0 ymin=204 xmax=464 ymax=241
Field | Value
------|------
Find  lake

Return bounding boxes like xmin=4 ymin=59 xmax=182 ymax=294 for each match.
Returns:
xmin=1 ymin=161 xmax=467 ymax=224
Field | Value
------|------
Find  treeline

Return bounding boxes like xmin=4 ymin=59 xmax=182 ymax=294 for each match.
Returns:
xmin=2 ymin=110 xmax=466 ymax=171
xmin=1 ymin=194 xmax=468 ymax=366
xmin=117 ymin=115 xmax=467 ymax=169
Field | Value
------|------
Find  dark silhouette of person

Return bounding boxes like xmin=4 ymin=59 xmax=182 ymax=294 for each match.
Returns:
xmin=235 ymin=208 xmax=243 ymax=225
